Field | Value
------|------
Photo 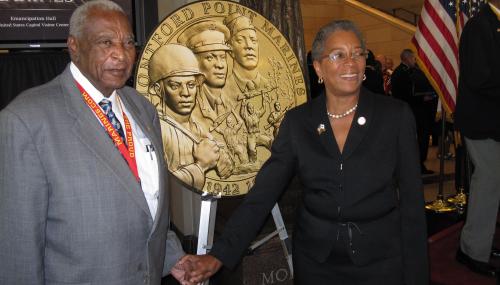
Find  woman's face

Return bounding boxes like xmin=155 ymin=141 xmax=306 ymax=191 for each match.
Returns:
xmin=313 ymin=30 xmax=366 ymax=97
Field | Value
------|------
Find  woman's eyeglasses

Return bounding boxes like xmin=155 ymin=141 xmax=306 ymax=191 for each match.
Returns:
xmin=321 ymin=50 xmax=368 ymax=63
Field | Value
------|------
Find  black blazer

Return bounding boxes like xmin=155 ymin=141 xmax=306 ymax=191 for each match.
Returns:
xmin=210 ymin=88 xmax=428 ymax=285
xmin=455 ymin=3 xmax=500 ymax=141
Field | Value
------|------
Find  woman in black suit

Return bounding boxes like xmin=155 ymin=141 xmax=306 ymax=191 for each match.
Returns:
xmin=183 ymin=20 xmax=429 ymax=285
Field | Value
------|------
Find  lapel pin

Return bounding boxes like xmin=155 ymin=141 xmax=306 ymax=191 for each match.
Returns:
xmin=317 ymin=123 xmax=326 ymax=135
xmin=357 ymin=116 xmax=366 ymax=126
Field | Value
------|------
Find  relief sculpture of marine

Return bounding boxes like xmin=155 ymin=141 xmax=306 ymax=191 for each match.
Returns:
xmin=135 ymin=1 xmax=307 ymax=196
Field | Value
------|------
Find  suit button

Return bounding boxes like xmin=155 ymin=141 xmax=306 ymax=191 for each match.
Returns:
xmin=143 ymin=273 xmax=149 ymax=284
xmin=137 ymin=263 xmax=144 ymax=271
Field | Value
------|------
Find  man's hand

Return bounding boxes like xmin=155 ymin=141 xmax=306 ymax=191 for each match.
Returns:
xmin=183 ymin=254 xmax=223 ymax=284
xmin=171 ymin=255 xmax=196 ymax=285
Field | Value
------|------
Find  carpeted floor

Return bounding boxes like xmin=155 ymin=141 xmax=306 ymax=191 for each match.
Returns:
xmin=429 ymin=221 xmax=498 ymax=285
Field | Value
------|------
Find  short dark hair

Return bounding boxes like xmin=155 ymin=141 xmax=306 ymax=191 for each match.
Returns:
xmin=311 ymin=20 xmax=366 ymax=61
xmin=400 ymin=49 xmax=414 ymax=61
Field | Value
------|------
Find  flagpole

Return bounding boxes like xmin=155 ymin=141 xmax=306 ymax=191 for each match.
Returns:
xmin=425 ymin=106 xmax=456 ymax=213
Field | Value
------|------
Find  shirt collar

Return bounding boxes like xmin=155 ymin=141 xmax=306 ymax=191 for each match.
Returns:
xmin=70 ymin=62 xmax=117 ymax=105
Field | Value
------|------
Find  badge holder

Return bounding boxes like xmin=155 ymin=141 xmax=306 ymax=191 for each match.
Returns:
xmin=196 ymin=193 xmax=293 ymax=284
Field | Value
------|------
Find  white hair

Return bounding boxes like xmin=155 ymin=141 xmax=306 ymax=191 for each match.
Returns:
xmin=69 ymin=0 xmax=125 ymax=38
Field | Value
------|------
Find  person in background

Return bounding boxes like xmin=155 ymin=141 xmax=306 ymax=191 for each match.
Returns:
xmin=362 ymin=49 xmax=385 ymax=95
xmin=0 ymin=1 xmax=191 ymax=284
xmin=454 ymin=0 xmax=500 ymax=278
xmin=412 ymin=63 xmax=438 ymax=171
xmin=179 ymin=19 xmax=428 ymax=285
xmin=392 ymin=49 xmax=436 ymax=175
xmin=376 ymin=54 xmax=393 ymax=95
xmin=386 ymin=57 xmax=394 ymax=72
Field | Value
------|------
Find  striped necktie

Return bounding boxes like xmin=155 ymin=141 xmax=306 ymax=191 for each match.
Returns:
xmin=99 ymin=99 xmax=127 ymax=146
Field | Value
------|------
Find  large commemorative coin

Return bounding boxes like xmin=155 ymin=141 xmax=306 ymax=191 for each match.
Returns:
xmin=135 ymin=1 xmax=307 ymax=196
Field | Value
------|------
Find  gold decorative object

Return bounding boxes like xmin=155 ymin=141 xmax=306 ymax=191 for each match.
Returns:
xmin=135 ymin=1 xmax=307 ymax=196
xmin=425 ymin=194 xmax=456 ymax=213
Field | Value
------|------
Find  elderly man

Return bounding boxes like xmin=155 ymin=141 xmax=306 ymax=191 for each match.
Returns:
xmin=177 ymin=20 xmax=233 ymax=129
xmin=0 ymin=1 xmax=190 ymax=284
xmin=148 ymin=43 xmax=233 ymax=187
xmin=223 ymin=12 xmax=270 ymax=105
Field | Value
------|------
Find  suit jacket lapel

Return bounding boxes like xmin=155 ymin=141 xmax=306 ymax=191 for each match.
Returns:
xmin=341 ymin=88 xmax=374 ymax=160
xmin=61 ymin=66 xmax=151 ymax=218
xmin=309 ymin=95 xmax=341 ymax=158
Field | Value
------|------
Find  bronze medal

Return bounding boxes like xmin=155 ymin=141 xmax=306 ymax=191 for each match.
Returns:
xmin=135 ymin=1 xmax=307 ymax=196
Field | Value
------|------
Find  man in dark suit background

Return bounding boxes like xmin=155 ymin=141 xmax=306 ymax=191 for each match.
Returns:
xmin=455 ymin=0 xmax=500 ymax=277
xmin=0 ymin=1 xmax=191 ymax=284
xmin=392 ymin=49 xmax=437 ymax=175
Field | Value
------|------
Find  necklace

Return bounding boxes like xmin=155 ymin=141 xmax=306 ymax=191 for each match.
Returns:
xmin=327 ymin=104 xmax=358 ymax=119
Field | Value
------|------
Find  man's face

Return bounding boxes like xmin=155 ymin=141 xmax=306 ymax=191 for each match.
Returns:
xmin=161 ymin=76 xmax=198 ymax=115
xmin=405 ymin=54 xmax=416 ymax=68
xmin=386 ymin=58 xmax=394 ymax=70
xmin=197 ymin=50 xmax=228 ymax=88
xmin=230 ymin=29 xmax=259 ymax=70
xmin=68 ymin=8 xmax=136 ymax=96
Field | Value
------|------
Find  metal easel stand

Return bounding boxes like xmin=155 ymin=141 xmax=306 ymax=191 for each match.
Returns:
xmin=196 ymin=192 xmax=221 ymax=285
xmin=196 ymin=196 xmax=293 ymax=284
xmin=248 ymin=204 xmax=294 ymax=278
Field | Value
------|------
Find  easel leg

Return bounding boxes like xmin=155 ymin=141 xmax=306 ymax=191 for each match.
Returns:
xmin=197 ymin=193 xmax=219 ymax=285
xmin=271 ymin=204 xmax=294 ymax=278
xmin=248 ymin=203 xmax=294 ymax=278
xmin=197 ymin=199 xmax=217 ymax=255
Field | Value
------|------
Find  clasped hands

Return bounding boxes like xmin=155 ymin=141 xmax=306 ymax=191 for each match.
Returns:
xmin=171 ymin=254 xmax=223 ymax=285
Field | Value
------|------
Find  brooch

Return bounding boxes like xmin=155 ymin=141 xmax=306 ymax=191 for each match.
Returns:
xmin=317 ymin=123 xmax=326 ymax=135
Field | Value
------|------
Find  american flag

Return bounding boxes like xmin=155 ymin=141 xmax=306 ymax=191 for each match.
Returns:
xmin=411 ymin=0 xmax=487 ymax=113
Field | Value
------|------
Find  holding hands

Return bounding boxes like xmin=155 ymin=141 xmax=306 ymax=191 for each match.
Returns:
xmin=172 ymin=254 xmax=223 ymax=284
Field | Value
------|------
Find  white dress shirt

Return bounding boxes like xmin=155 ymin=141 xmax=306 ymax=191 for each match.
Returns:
xmin=70 ymin=62 xmax=159 ymax=219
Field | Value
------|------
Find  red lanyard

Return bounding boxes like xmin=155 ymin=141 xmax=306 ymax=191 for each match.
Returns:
xmin=76 ymin=81 xmax=140 ymax=183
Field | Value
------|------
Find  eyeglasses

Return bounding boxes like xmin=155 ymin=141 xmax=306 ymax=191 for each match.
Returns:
xmin=321 ymin=50 xmax=368 ymax=63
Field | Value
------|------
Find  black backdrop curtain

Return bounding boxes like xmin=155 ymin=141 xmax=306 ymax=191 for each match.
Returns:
xmin=0 ymin=51 xmax=70 ymax=110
